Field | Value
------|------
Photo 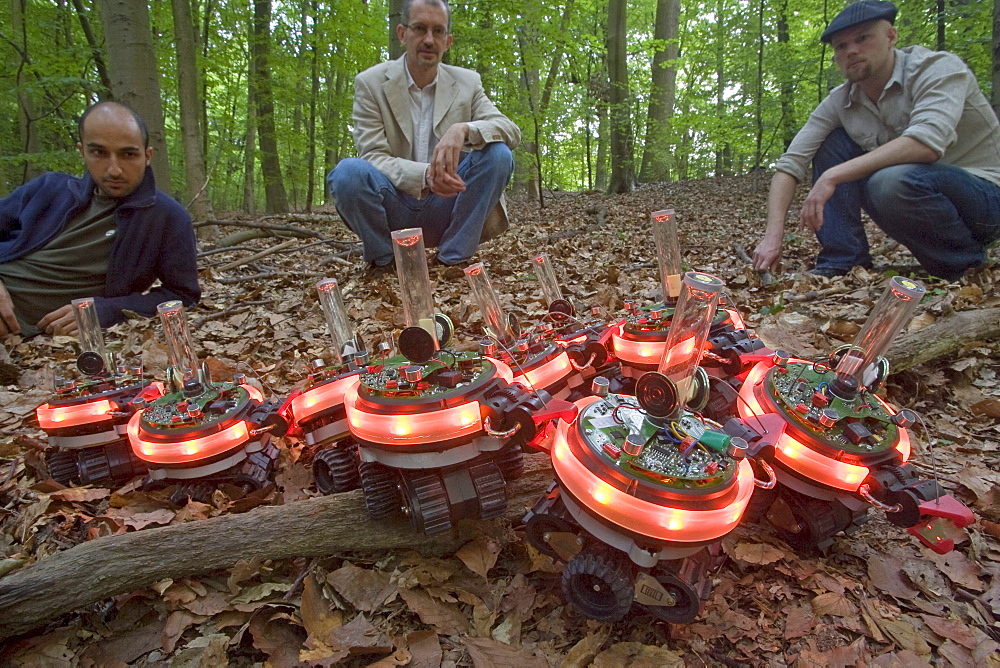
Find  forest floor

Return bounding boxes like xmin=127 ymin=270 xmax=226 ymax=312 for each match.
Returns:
xmin=1 ymin=174 xmax=999 ymax=666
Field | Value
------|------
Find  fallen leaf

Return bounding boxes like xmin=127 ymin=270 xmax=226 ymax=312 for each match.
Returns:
xmin=592 ymin=641 xmax=685 ymax=667
xmin=728 ymin=540 xmax=786 ymax=565
xmin=561 ymin=629 xmax=611 ymax=668
xmin=783 ymin=603 xmax=815 ymax=639
xmin=919 ymin=614 xmax=977 ymax=649
xmin=462 ymin=636 xmax=549 ymax=668
xmin=301 ymin=573 xmax=343 ymax=639
xmin=327 ymin=563 xmax=397 ymax=612
xmin=867 ymin=553 xmax=919 ymax=599
xmin=50 ymin=487 xmax=110 ymax=503
xmin=456 ymin=536 xmax=502 ymax=579
xmin=404 ymin=630 xmax=442 ymax=668
xmin=399 ymin=586 xmax=469 ymax=636
xmin=811 ymin=592 xmax=857 ymax=618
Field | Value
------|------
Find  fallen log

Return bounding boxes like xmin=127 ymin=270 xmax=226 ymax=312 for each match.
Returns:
xmin=0 ymin=455 xmax=556 ymax=640
xmin=887 ymin=306 xmax=1000 ymax=373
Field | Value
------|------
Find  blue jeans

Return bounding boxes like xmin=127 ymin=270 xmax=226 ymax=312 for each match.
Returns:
xmin=326 ymin=143 xmax=514 ymax=266
xmin=814 ymin=128 xmax=1000 ymax=279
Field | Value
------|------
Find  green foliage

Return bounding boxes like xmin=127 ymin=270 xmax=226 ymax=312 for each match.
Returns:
xmin=0 ymin=0 xmax=996 ymax=204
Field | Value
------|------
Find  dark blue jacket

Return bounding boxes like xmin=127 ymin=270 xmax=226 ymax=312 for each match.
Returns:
xmin=0 ymin=167 xmax=200 ymax=327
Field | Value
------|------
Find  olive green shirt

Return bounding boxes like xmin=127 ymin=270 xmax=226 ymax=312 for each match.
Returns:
xmin=0 ymin=191 xmax=117 ymax=336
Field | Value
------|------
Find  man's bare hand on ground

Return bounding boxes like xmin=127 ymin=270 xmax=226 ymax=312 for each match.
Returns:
xmin=0 ymin=279 xmax=20 ymax=337
xmin=752 ymin=235 xmax=783 ymax=273
xmin=37 ymin=304 xmax=79 ymax=337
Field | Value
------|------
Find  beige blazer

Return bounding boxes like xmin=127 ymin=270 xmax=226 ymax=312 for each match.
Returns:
xmin=351 ymin=55 xmax=521 ymax=239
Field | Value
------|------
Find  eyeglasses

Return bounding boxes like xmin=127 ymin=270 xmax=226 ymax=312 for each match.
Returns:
xmin=404 ymin=24 xmax=449 ymax=39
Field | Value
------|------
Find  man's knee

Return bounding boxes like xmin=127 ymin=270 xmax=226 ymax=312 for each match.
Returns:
xmin=476 ymin=142 xmax=514 ymax=176
xmin=327 ymin=158 xmax=376 ymax=200
xmin=867 ymin=164 xmax=919 ymax=202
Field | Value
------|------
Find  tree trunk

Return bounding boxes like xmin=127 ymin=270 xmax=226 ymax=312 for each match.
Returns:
xmin=243 ymin=82 xmax=257 ymax=216
xmin=251 ymin=0 xmax=289 ymax=214
xmin=12 ymin=0 xmax=41 ymax=184
xmin=639 ymin=0 xmax=679 ymax=183
xmin=388 ymin=0 xmax=403 ymax=59
xmin=171 ymin=0 xmax=214 ymax=225
xmin=0 ymin=456 xmax=557 ymax=641
xmin=305 ymin=0 xmax=320 ymax=213
xmin=605 ymin=0 xmax=635 ymax=194
xmin=97 ymin=0 xmax=172 ymax=194
xmin=70 ymin=0 xmax=112 ymax=97
xmin=777 ymin=0 xmax=796 ymax=151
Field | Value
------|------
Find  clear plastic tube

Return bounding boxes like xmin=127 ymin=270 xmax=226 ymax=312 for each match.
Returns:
xmin=157 ymin=300 xmax=199 ymax=385
xmin=315 ymin=278 xmax=357 ymax=363
xmin=531 ymin=253 xmax=563 ymax=306
xmin=833 ymin=276 xmax=925 ymax=385
xmin=71 ymin=298 xmax=108 ymax=370
xmin=652 ymin=209 xmax=683 ymax=300
xmin=657 ymin=272 xmax=725 ymax=402
xmin=464 ymin=262 xmax=516 ymax=343
xmin=391 ymin=228 xmax=437 ymax=347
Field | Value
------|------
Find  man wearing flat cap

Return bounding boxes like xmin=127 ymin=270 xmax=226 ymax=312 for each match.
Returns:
xmin=753 ymin=0 xmax=1000 ymax=280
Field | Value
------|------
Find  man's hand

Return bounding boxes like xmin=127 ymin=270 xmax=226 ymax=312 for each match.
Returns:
xmin=37 ymin=305 xmax=78 ymax=337
xmin=799 ymin=174 xmax=836 ymax=232
xmin=752 ymin=235 xmax=784 ymax=273
xmin=427 ymin=123 xmax=469 ymax=197
xmin=0 ymin=279 xmax=20 ymax=337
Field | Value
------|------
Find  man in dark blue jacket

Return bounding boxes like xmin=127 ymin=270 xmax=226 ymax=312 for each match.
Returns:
xmin=0 ymin=101 xmax=199 ymax=338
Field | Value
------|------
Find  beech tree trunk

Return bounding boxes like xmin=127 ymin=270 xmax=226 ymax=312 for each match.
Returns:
xmin=251 ymin=0 xmax=289 ymax=214
xmin=97 ymin=0 xmax=172 ymax=194
xmin=606 ymin=0 xmax=635 ymax=194
xmin=171 ymin=0 xmax=214 ymax=225
xmin=12 ymin=0 xmax=41 ymax=183
xmin=639 ymin=0 xmax=679 ymax=183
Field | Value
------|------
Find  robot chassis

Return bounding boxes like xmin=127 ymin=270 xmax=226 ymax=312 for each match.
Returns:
xmin=126 ymin=301 xmax=288 ymax=505
xmin=524 ymin=272 xmax=773 ymax=623
xmin=297 ymin=230 xmax=577 ymax=535
xmin=37 ymin=298 xmax=163 ymax=488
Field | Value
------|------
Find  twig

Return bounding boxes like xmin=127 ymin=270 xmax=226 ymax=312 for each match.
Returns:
xmin=194 ymin=219 xmax=324 ymax=239
xmin=215 ymin=239 xmax=299 ymax=272
xmin=190 ymin=300 xmax=274 ymax=328
xmin=197 ymin=246 xmax=257 ymax=258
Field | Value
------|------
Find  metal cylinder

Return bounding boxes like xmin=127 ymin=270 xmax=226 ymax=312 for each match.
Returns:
xmin=622 ymin=433 xmax=644 ymax=457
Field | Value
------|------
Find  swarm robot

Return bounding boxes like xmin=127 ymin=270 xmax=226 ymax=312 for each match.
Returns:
xmin=463 ymin=259 xmax=609 ymax=402
xmin=608 ymin=210 xmax=766 ymax=393
xmin=342 ymin=229 xmax=577 ymax=534
xmin=36 ymin=297 xmax=163 ymax=487
xmin=285 ymin=278 xmax=367 ymax=494
xmin=126 ymin=301 xmax=288 ymax=504
xmin=729 ymin=277 xmax=974 ymax=553
xmin=525 ymin=273 xmax=772 ymax=623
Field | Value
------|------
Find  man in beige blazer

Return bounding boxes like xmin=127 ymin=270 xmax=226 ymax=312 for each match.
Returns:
xmin=327 ymin=0 xmax=520 ymax=275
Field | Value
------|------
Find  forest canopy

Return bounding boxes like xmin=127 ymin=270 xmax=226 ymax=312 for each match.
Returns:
xmin=1 ymin=0 xmax=995 ymax=213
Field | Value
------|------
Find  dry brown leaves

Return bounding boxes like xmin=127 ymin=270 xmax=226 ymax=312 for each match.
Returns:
xmin=2 ymin=175 xmax=999 ymax=665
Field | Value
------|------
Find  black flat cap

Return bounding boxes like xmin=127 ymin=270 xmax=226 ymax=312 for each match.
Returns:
xmin=821 ymin=0 xmax=897 ymax=43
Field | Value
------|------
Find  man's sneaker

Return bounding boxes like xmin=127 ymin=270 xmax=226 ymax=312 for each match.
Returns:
xmin=807 ymin=266 xmax=850 ymax=278
xmin=365 ymin=260 xmax=395 ymax=279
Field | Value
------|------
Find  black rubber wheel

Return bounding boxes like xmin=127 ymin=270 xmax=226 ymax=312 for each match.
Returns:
xmin=76 ymin=447 xmax=112 ymax=486
xmin=525 ymin=512 xmax=576 ymax=560
xmin=470 ymin=463 xmax=507 ymax=520
xmin=494 ymin=443 xmax=525 ymax=482
xmin=562 ymin=545 xmax=634 ymax=622
xmin=359 ymin=461 xmax=402 ymax=520
xmin=402 ymin=472 xmax=452 ymax=534
xmin=47 ymin=449 xmax=80 ymax=485
xmin=312 ymin=442 xmax=361 ymax=494
xmin=643 ymin=570 xmax=701 ymax=623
